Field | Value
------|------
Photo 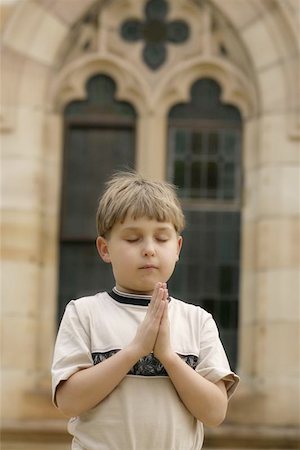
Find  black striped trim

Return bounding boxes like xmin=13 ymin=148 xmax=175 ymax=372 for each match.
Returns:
xmin=92 ymin=350 xmax=198 ymax=376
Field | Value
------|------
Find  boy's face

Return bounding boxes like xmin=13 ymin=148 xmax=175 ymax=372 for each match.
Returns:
xmin=96 ymin=216 xmax=182 ymax=295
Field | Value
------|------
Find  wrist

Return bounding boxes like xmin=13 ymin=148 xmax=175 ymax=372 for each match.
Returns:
xmin=156 ymin=350 xmax=178 ymax=367
xmin=126 ymin=343 xmax=144 ymax=362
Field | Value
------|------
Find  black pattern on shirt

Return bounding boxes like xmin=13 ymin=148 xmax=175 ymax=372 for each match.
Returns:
xmin=92 ymin=350 xmax=198 ymax=376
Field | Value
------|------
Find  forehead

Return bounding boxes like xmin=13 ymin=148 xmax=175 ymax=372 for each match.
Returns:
xmin=114 ymin=215 xmax=176 ymax=232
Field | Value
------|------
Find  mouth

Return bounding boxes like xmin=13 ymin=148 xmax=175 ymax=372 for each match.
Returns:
xmin=139 ymin=265 xmax=158 ymax=270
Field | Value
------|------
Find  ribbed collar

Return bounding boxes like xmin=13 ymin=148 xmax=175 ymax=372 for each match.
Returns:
xmin=109 ymin=287 xmax=152 ymax=306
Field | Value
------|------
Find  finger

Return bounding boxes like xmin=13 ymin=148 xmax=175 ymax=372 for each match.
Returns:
xmin=148 ymin=282 xmax=161 ymax=313
xmin=153 ymin=287 xmax=165 ymax=318
xmin=163 ymin=287 xmax=168 ymax=301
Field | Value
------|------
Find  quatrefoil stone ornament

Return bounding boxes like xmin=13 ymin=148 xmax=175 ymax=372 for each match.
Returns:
xmin=120 ymin=0 xmax=190 ymax=70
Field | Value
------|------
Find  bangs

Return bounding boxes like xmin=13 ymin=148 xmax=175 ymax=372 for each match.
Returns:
xmin=96 ymin=171 xmax=185 ymax=236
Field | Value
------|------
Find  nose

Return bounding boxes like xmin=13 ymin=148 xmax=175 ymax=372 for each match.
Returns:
xmin=142 ymin=239 xmax=155 ymax=257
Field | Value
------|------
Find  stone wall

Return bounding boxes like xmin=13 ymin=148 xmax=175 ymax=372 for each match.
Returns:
xmin=1 ymin=0 xmax=299 ymax=443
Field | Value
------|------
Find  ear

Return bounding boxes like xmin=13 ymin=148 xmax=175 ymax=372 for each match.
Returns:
xmin=96 ymin=236 xmax=111 ymax=263
xmin=176 ymin=236 xmax=183 ymax=261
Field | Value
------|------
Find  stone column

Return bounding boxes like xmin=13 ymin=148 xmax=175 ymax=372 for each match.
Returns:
xmin=231 ymin=113 xmax=300 ymax=425
xmin=136 ymin=113 xmax=167 ymax=180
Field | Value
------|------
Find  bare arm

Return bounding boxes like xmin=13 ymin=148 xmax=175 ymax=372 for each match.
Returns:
xmin=56 ymin=283 xmax=166 ymax=417
xmin=154 ymin=292 xmax=228 ymax=427
xmin=161 ymin=353 xmax=227 ymax=426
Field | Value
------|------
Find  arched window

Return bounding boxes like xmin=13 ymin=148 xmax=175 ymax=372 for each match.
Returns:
xmin=168 ymin=78 xmax=242 ymax=368
xmin=58 ymin=74 xmax=136 ymax=322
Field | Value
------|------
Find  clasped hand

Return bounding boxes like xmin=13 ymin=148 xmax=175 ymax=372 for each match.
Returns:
xmin=131 ymin=282 xmax=172 ymax=363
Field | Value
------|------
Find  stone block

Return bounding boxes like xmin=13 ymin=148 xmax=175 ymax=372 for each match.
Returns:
xmin=1 ymin=369 xmax=35 ymax=419
xmin=239 ymin=269 xmax=257 ymax=325
xmin=0 ymin=46 xmax=25 ymax=112
xmin=241 ymin=17 xmax=280 ymax=71
xmin=257 ymin=268 xmax=300 ymax=322
xmin=258 ymin=165 xmax=300 ymax=216
xmin=43 ymin=114 xmax=63 ymax=164
xmin=2 ymin=1 xmax=68 ymax=66
xmin=240 ymin=220 xmax=257 ymax=269
xmin=42 ymin=163 xmax=63 ymax=216
xmin=243 ymin=117 xmax=259 ymax=170
xmin=259 ymin=114 xmax=300 ymax=165
xmin=19 ymin=59 xmax=51 ymax=108
xmin=211 ymin=0 xmax=258 ymax=30
xmin=1 ymin=260 xmax=39 ymax=316
xmin=237 ymin=323 xmax=256 ymax=375
xmin=1 ymin=210 xmax=42 ymax=263
xmin=262 ymin=322 xmax=300 ymax=377
xmin=258 ymin=64 xmax=286 ymax=113
xmin=256 ymin=218 xmax=299 ymax=270
xmin=1 ymin=157 xmax=44 ymax=211
xmin=39 ymin=0 xmax=94 ymax=26
xmin=229 ymin=376 xmax=300 ymax=425
xmin=1 ymin=108 xmax=46 ymax=158
xmin=2 ymin=316 xmax=37 ymax=369
xmin=243 ymin=168 xmax=259 ymax=221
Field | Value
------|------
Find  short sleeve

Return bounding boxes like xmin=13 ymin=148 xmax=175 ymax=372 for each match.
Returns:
xmin=51 ymin=301 xmax=93 ymax=406
xmin=196 ymin=313 xmax=239 ymax=399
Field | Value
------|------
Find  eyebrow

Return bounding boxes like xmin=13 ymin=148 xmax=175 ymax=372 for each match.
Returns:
xmin=121 ymin=226 xmax=173 ymax=233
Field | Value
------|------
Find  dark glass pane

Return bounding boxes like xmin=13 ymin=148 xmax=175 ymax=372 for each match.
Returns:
xmin=143 ymin=20 xmax=167 ymax=43
xmin=223 ymin=133 xmax=238 ymax=160
xmin=169 ymin=126 xmax=240 ymax=201
xmin=59 ymin=74 xmax=136 ymax=324
xmin=58 ymin=242 xmax=115 ymax=323
xmin=145 ymin=0 xmax=168 ymax=20
xmin=121 ymin=20 xmax=143 ymax=42
xmin=61 ymin=127 xmax=135 ymax=239
xmin=203 ymin=298 xmax=217 ymax=317
xmin=143 ymin=42 xmax=166 ymax=70
xmin=168 ymin=210 xmax=240 ymax=369
xmin=208 ymin=132 xmax=218 ymax=155
xmin=191 ymin=132 xmax=202 ymax=155
xmin=167 ymin=78 xmax=242 ymax=369
xmin=191 ymin=161 xmax=202 ymax=191
xmin=174 ymin=160 xmax=185 ymax=189
xmin=207 ymin=162 xmax=218 ymax=192
xmin=65 ymin=75 xmax=136 ymax=117
xmin=219 ymin=265 xmax=234 ymax=294
xmin=175 ymin=130 xmax=187 ymax=155
xmin=169 ymin=78 xmax=242 ymax=121
xmin=167 ymin=21 xmax=189 ymax=43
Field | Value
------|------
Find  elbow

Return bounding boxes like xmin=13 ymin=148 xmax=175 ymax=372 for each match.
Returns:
xmin=204 ymin=411 xmax=226 ymax=428
xmin=55 ymin=382 xmax=82 ymax=418
xmin=57 ymin=396 xmax=87 ymax=418
xmin=202 ymin=404 xmax=227 ymax=428
xmin=56 ymin=396 xmax=79 ymax=418
xmin=56 ymin=401 xmax=79 ymax=418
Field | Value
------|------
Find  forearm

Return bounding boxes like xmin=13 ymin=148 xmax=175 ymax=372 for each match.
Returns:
xmin=162 ymin=352 xmax=228 ymax=426
xmin=56 ymin=345 xmax=140 ymax=417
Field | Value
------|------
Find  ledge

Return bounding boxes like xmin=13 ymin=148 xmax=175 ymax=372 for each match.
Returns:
xmin=1 ymin=420 xmax=300 ymax=448
xmin=1 ymin=419 xmax=70 ymax=443
xmin=204 ymin=424 xmax=300 ymax=449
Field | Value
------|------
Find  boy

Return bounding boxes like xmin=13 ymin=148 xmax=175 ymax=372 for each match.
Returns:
xmin=52 ymin=171 xmax=239 ymax=450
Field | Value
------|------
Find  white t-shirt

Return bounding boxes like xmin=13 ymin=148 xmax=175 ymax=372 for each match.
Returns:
xmin=52 ymin=290 xmax=239 ymax=450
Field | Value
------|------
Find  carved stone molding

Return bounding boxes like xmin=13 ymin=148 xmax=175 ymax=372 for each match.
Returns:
xmin=151 ymin=55 xmax=258 ymax=118
xmin=50 ymin=54 xmax=150 ymax=115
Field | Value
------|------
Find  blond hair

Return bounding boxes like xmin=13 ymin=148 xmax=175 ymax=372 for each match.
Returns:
xmin=96 ymin=171 xmax=185 ymax=236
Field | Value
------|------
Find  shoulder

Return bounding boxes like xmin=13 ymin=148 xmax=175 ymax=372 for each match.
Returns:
xmin=170 ymin=296 xmax=212 ymax=323
xmin=64 ymin=291 xmax=110 ymax=317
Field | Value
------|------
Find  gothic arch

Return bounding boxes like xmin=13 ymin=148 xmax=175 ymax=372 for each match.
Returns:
xmin=50 ymin=54 xmax=151 ymax=116
xmin=151 ymin=55 xmax=258 ymax=119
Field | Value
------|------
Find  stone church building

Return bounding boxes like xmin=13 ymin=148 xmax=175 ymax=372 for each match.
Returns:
xmin=1 ymin=0 xmax=299 ymax=448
